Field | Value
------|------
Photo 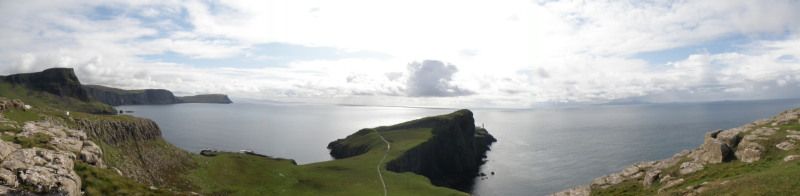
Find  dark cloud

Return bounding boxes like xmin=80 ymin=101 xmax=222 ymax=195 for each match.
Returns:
xmin=406 ymin=60 xmax=473 ymax=97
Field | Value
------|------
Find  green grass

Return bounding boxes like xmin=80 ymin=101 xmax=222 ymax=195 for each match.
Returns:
xmin=183 ymin=124 xmax=466 ymax=195
xmin=1 ymin=132 xmax=53 ymax=149
xmin=0 ymin=81 xmax=115 ymax=114
xmin=74 ymin=161 xmax=163 ymax=195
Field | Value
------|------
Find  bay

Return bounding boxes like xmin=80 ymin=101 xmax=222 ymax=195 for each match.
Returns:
xmin=116 ymin=99 xmax=800 ymax=195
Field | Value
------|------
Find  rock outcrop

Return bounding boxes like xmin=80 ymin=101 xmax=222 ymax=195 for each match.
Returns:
xmin=551 ymin=108 xmax=800 ymax=196
xmin=0 ymin=98 xmax=27 ymax=112
xmin=69 ymin=115 xmax=194 ymax=186
xmin=0 ymin=121 xmax=108 ymax=196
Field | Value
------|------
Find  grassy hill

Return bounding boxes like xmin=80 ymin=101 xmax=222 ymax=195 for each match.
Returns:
xmin=184 ymin=110 xmax=493 ymax=195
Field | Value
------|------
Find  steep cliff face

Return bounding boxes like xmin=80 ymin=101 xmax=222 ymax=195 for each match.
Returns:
xmin=69 ymin=115 xmax=194 ymax=187
xmin=385 ymin=109 xmax=496 ymax=191
xmin=84 ymin=85 xmax=182 ymax=106
xmin=71 ymin=116 xmax=162 ymax=145
xmin=3 ymin=68 xmax=91 ymax=102
xmin=328 ymin=109 xmax=496 ymax=192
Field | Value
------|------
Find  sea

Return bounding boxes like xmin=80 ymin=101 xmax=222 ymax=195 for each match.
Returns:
xmin=115 ymin=98 xmax=800 ymax=196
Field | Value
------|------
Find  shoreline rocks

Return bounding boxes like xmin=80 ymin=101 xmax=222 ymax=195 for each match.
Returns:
xmin=550 ymin=108 xmax=800 ymax=196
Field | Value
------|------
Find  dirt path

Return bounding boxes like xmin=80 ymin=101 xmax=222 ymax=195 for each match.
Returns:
xmin=375 ymin=130 xmax=390 ymax=196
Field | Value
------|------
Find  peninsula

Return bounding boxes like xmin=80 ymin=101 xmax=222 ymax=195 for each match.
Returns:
xmin=0 ymin=68 xmax=496 ymax=195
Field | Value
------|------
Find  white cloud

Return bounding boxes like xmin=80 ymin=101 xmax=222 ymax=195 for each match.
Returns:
xmin=1 ymin=0 xmax=800 ymax=108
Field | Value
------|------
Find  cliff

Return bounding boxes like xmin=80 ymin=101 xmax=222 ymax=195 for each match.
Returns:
xmin=552 ymin=108 xmax=800 ymax=196
xmin=68 ymin=115 xmax=195 ymax=187
xmin=178 ymin=94 xmax=233 ymax=104
xmin=0 ymin=68 xmax=115 ymax=114
xmin=3 ymin=68 xmax=91 ymax=102
xmin=83 ymin=85 xmax=182 ymax=106
xmin=328 ymin=109 xmax=496 ymax=191
xmin=84 ymin=84 xmax=233 ymax=105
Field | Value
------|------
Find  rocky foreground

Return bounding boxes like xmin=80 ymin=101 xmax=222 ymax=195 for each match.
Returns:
xmin=552 ymin=108 xmax=800 ymax=196
xmin=0 ymin=100 xmax=103 ymax=195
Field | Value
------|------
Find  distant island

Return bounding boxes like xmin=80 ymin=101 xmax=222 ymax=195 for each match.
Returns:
xmin=0 ymin=67 xmax=496 ymax=195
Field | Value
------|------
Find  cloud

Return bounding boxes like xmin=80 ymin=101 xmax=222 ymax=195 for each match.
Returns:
xmin=406 ymin=60 xmax=473 ymax=97
xmin=1 ymin=0 xmax=800 ymax=108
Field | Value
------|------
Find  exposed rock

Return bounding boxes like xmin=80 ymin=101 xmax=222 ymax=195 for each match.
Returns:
xmin=0 ymin=140 xmax=20 ymax=159
xmin=620 ymin=165 xmax=642 ymax=177
xmin=782 ymin=155 xmax=800 ymax=163
xmin=0 ymin=98 xmax=27 ymax=112
xmin=752 ymin=127 xmax=777 ymax=136
xmin=548 ymin=185 xmax=590 ymax=196
xmin=592 ymin=173 xmax=625 ymax=188
xmin=689 ymin=129 xmax=737 ymax=164
xmin=0 ymin=147 xmax=81 ymax=196
xmin=642 ymin=169 xmax=661 ymax=188
xmin=787 ymin=135 xmax=800 ymax=140
xmin=654 ymin=150 xmax=691 ymax=169
xmin=717 ymin=128 xmax=746 ymax=148
xmin=776 ymin=140 xmax=797 ymax=151
xmin=679 ymin=162 xmax=704 ymax=175
xmin=0 ymin=169 xmax=18 ymax=187
xmin=771 ymin=109 xmax=800 ymax=126
xmin=72 ymin=117 xmax=161 ymax=145
xmin=80 ymin=141 xmax=105 ymax=167
xmin=787 ymin=130 xmax=800 ymax=135
xmin=659 ymin=174 xmax=673 ymax=184
xmin=735 ymin=139 xmax=765 ymax=163
xmin=658 ymin=178 xmax=685 ymax=193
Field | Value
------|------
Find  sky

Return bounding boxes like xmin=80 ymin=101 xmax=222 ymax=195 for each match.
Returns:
xmin=1 ymin=0 xmax=800 ymax=108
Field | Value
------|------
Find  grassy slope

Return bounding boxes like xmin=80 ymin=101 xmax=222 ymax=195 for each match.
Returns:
xmin=593 ymin=121 xmax=800 ymax=195
xmin=184 ymin=119 xmax=468 ymax=195
xmin=2 ymin=79 xmax=470 ymax=195
xmin=84 ymin=84 xmax=145 ymax=94
xmin=0 ymin=80 xmax=115 ymax=114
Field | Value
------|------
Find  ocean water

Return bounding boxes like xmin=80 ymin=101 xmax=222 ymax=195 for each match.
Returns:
xmin=116 ymin=99 xmax=800 ymax=195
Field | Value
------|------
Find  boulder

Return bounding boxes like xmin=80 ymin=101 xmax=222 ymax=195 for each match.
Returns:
xmin=776 ymin=140 xmax=797 ymax=151
xmin=691 ymin=135 xmax=733 ymax=164
xmin=735 ymin=139 xmax=764 ymax=163
xmin=679 ymin=162 xmax=704 ymax=175
xmin=717 ymin=128 xmax=746 ymax=148
xmin=0 ymin=141 xmax=20 ymax=160
xmin=787 ymin=130 xmax=800 ymax=135
xmin=549 ymin=185 xmax=590 ymax=196
xmin=592 ymin=173 xmax=626 ymax=188
xmin=642 ymin=169 xmax=661 ymax=188
xmin=80 ymin=141 xmax=104 ymax=167
xmin=0 ymin=148 xmax=81 ymax=196
xmin=658 ymin=178 xmax=685 ymax=193
xmin=783 ymin=155 xmax=800 ymax=163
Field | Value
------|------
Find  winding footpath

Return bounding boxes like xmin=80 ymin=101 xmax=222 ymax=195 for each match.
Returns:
xmin=375 ymin=130 xmax=390 ymax=196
